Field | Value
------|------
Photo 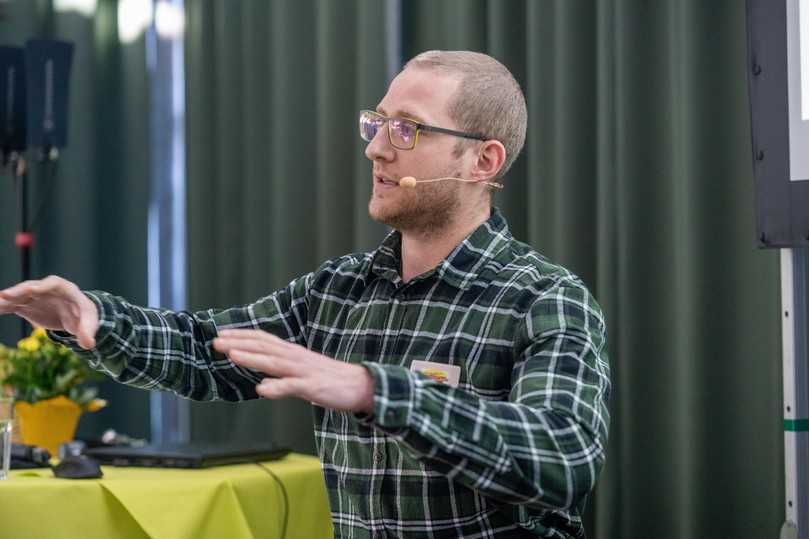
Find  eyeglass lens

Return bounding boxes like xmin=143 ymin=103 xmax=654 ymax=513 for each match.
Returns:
xmin=359 ymin=111 xmax=418 ymax=150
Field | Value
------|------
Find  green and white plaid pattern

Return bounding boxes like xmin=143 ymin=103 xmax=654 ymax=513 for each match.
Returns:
xmin=55 ymin=208 xmax=610 ymax=538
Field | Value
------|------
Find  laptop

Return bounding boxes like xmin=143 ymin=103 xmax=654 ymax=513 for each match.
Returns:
xmin=84 ymin=442 xmax=290 ymax=469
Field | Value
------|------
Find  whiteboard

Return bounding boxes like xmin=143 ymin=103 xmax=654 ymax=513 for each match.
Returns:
xmin=787 ymin=0 xmax=809 ymax=181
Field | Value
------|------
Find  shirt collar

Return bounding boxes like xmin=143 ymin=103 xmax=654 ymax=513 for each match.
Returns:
xmin=368 ymin=207 xmax=513 ymax=290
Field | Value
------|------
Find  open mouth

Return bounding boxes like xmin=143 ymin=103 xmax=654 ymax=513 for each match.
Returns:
xmin=376 ymin=175 xmax=399 ymax=187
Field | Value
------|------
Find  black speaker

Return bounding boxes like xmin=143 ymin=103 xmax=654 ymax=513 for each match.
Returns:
xmin=0 ymin=46 xmax=26 ymax=155
xmin=24 ymin=39 xmax=74 ymax=151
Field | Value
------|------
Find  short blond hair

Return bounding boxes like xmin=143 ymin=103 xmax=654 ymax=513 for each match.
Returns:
xmin=403 ymin=50 xmax=527 ymax=180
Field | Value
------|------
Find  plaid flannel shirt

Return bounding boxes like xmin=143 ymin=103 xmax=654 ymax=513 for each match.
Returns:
xmin=56 ymin=207 xmax=610 ymax=538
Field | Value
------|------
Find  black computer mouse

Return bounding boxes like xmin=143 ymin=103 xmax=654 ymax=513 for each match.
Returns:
xmin=52 ymin=455 xmax=103 ymax=479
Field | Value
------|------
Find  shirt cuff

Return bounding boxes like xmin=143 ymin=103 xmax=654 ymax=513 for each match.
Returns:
xmin=358 ymin=362 xmax=418 ymax=429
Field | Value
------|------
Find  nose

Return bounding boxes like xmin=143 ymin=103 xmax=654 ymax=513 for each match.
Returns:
xmin=364 ymin=125 xmax=395 ymax=163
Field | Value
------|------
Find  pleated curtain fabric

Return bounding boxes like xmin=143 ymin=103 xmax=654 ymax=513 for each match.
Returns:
xmin=184 ymin=0 xmax=391 ymax=453
xmin=0 ymin=0 xmax=151 ymax=441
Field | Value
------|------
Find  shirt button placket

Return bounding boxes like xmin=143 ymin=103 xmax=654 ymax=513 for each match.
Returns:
xmin=371 ymin=437 xmax=387 ymax=535
xmin=373 ymin=434 xmax=391 ymax=538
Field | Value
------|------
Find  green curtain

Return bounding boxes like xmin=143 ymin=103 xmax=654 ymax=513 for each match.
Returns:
xmin=0 ymin=0 xmax=150 ymax=441
xmin=184 ymin=0 xmax=389 ymax=453
xmin=186 ymin=0 xmax=784 ymax=536
xmin=404 ymin=1 xmax=784 ymax=537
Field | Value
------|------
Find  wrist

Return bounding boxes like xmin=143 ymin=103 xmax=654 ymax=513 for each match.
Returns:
xmin=356 ymin=365 xmax=375 ymax=414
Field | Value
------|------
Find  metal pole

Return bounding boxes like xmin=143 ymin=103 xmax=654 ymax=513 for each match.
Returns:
xmin=384 ymin=0 xmax=402 ymax=84
xmin=781 ymin=247 xmax=809 ymax=539
xmin=13 ymin=155 xmax=31 ymax=340
xmin=147 ymin=0 xmax=189 ymax=445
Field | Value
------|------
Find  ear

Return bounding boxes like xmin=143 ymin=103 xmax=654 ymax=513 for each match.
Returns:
xmin=470 ymin=140 xmax=506 ymax=182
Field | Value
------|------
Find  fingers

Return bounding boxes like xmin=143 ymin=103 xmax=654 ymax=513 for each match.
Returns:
xmin=76 ymin=328 xmax=97 ymax=350
xmin=255 ymin=377 xmax=301 ymax=400
xmin=1 ymin=279 xmax=51 ymax=302
xmin=1 ymin=277 xmax=98 ymax=348
xmin=214 ymin=330 xmax=297 ymax=364
xmin=76 ymin=295 xmax=99 ymax=350
xmin=0 ymin=281 xmax=33 ymax=301
xmin=214 ymin=330 xmax=302 ymax=377
xmin=1 ymin=277 xmax=69 ymax=310
xmin=214 ymin=335 xmax=285 ymax=356
xmin=2 ymin=276 xmax=72 ymax=300
xmin=0 ymin=294 xmax=48 ymax=320
xmin=226 ymin=348 xmax=297 ymax=378
xmin=219 ymin=328 xmax=299 ymax=348
xmin=0 ymin=289 xmax=33 ymax=307
xmin=0 ymin=296 xmax=15 ymax=313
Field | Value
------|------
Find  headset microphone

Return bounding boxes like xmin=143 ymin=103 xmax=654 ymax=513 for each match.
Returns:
xmin=399 ymin=176 xmax=504 ymax=189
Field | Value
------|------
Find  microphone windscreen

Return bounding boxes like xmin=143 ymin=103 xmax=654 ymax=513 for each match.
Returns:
xmin=400 ymin=176 xmax=417 ymax=188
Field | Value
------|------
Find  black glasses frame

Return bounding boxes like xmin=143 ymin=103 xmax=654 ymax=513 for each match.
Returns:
xmin=359 ymin=109 xmax=488 ymax=150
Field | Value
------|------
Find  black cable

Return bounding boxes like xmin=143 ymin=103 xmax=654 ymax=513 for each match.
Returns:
xmin=254 ymin=460 xmax=289 ymax=539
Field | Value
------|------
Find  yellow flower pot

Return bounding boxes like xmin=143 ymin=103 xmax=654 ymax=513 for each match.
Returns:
xmin=14 ymin=396 xmax=83 ymax=456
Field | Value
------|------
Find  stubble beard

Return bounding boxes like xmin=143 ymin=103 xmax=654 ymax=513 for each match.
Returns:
xmin=368 ymin=178 xmax=463 ymax=239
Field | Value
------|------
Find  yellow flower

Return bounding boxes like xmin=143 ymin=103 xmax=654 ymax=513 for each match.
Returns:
xmin=17 ymin=337 xmax=40 ymax=352
xmin=84 ymin=398 xmax=108 ymax=412
xmin=31 ymin=327 xmax=48 ymax=340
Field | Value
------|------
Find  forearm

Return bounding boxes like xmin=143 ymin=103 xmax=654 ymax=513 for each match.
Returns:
xmin=49 ymin=291 xmax=263 ymax=401
xmin=360 ymin=363 xmax=605 ymax=511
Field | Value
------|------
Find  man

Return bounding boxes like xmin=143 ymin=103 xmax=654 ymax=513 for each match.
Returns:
xmin=0 ymin=51 xmax=610 ymax=538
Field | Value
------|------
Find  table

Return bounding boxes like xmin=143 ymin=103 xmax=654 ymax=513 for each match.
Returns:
xmin=0 ymin=453 xmax=333 ymax=539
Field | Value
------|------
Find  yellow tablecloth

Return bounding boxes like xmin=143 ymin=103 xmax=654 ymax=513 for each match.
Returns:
xmin=0 ymin=453 xmax=333 ymax=539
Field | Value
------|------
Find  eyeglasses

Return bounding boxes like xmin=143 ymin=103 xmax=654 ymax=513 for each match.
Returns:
xmin=358 ymin=109 xmax=488 ymax=150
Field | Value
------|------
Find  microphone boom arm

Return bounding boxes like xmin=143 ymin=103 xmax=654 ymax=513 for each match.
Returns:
xmin=399 ymin=176 xmax=504 ymax=189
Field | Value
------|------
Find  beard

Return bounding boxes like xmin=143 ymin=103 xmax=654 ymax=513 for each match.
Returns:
xmin=368 ymin=174 xmax=463 ymax=237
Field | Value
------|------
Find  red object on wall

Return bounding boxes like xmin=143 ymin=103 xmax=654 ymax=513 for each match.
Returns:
xmin=15 ymin=232 xmax=35 ymax=248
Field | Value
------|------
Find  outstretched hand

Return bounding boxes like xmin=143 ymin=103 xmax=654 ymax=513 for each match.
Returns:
xmin=0 ymin=276 xmax=99 ymax=350
xmin=214 ymin=329 xmax=375 ymax=414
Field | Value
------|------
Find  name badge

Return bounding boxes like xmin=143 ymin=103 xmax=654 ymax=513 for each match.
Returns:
xmin=410 ymin=360 xmax=461 ymax=388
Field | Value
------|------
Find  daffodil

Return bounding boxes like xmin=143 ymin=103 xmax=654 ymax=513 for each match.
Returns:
xmin=17 ymin=337 xmax=40 ymax=352
xmin=3 ymin=327 xmax=104 ymax=408
xmin=31 ymin=327 xmax=48 ymax=340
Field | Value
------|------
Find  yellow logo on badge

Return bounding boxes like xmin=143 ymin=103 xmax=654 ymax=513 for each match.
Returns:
xmin=421 ymin=368 xmax=449 ymax=384
xmin=410 ymin=361 xmax=460 ymax=387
